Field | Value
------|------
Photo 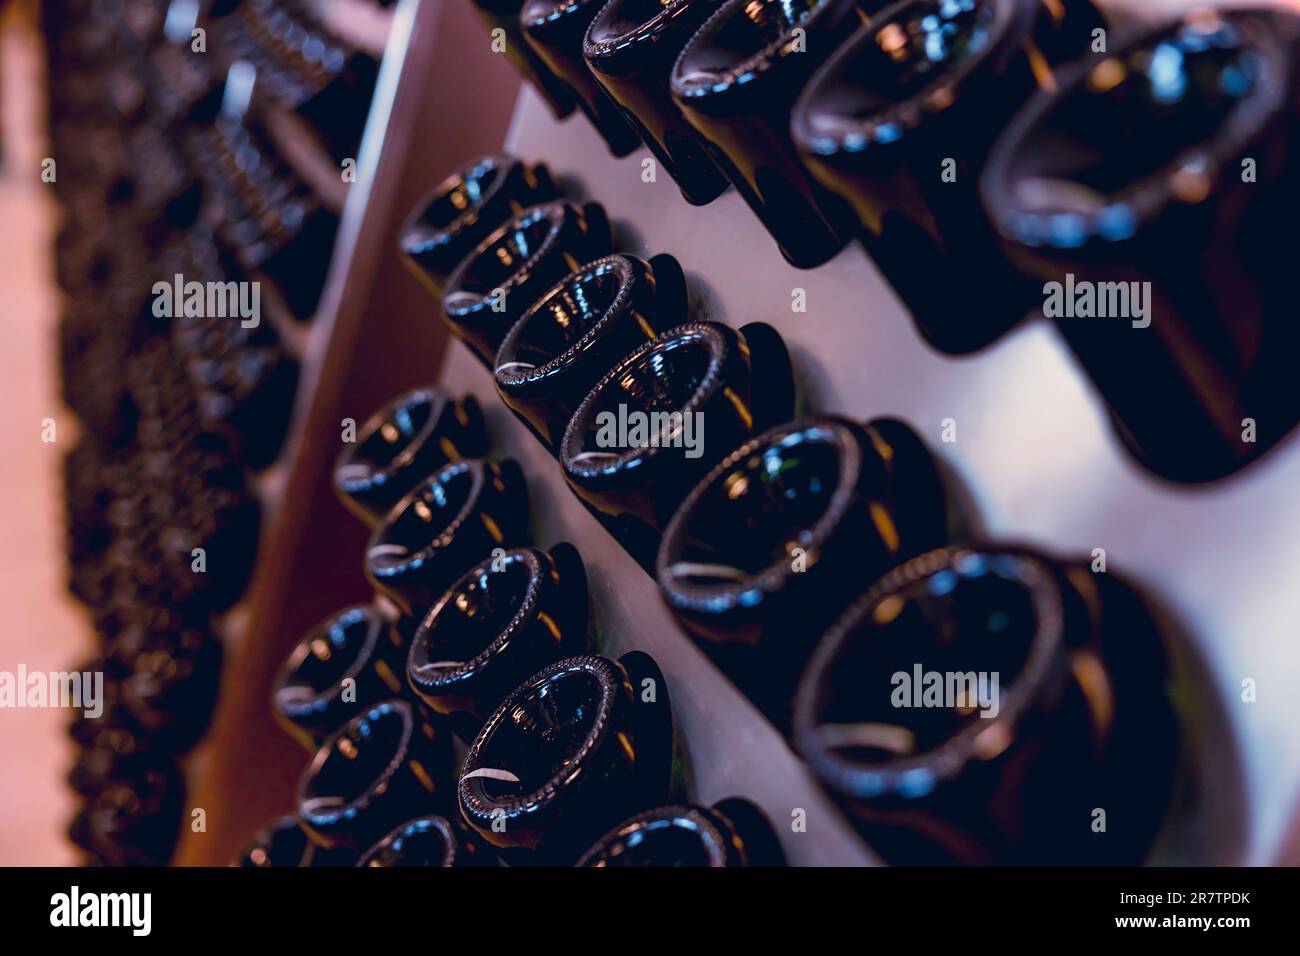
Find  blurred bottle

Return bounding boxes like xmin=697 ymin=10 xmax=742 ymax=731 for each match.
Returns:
xmin=521 ymin=0 xmax=643 ymax=155
xmin=585 ymin=0 xmax=732 ymax=205
xmin=792 ymin=544 xmax=1182 ymax=864
xmin=980 ymin=6 xmax=1300 ymax=480
xmin=467 ymin=0 xmax=580 ymax=118
xmin=671 ymin=0 xmax=892 ymax=267
xmin=793 ymin=0 xmax=1106 ymax=353
xmin=333 ymin=388 xmax=488 ymax=528
xmin=401 ymin=155 xmax=558 ymax=299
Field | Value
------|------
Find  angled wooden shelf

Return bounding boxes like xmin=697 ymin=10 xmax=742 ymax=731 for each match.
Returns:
xmin=178 ymin=0 xmax=521 ymax=865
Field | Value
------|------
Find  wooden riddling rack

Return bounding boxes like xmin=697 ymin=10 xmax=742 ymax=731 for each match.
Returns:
xmin=181 ymin=0 xmax=1300 ymax=865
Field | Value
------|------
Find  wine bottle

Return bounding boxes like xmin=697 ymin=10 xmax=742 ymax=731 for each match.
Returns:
xmin=297 ymin=699 xmax=455 ymax=855
xmin=458 ymin=652 xmax=673 ymax=864
xmin=232 ymin=816 xmax=318 ymax=867
xmin=467 ymin=0 xmax=580 ymax=119
xmin=364 ymin=458 xmax=530 ymax=619
xmin=792 ymin=0 xmax=1107 ymax=354
xmin=406 ymin=544 xmax=588 ymax=737
xmin=441 ymin=201 xmax=614 ymax=367
xmin=560 ymin=321 xmax=794 ymax=564
xmin=185 ymin=110 xmax=340 ymax=320
xmin=110 ymin=614 xmax=222 ymax=754
xmin=66 ymin=686 xmax=164 ymax=796
xmin=792 ymin=544 xmax=1181 ymax=864
xmin=585 ymin=0 xmax=732 ymax=206
xmin=670 ymin=0 xmax=890 ymax=267
xmin=980 ymin=6 xmax=1300 ymax=480
xmin=521 ymin=0 xmax=643 ymax=156
xmin=494 ymin=253 xmax=687 ymax=449
xmin=656 ymin=416 xmax=948 ymax=728
xmin=272 ymin=604 xmax=408 ymax=751
xmin=356 ymin=814 xmax=498 ymax=867
xmin=333 ymin=388 xmax=489 ymax=528
xmin=577 ymin=798 xmax=786 ymax=866
xmin=169 ymin=234 xmax=300 ymax=471
xmin=401 ymin=155 xmax=558 ymax=299
xmin=67 ymin=766 xmax=186 ymax=867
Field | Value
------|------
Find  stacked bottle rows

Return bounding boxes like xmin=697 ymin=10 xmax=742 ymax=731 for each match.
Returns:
xmin=466 ymin=0 xmax=1300 ymax=483
xmin=47 ymin=0 xmax=1271 ymax=866
xmin=230 ymin=122 xmax=1185 ymax=864
xmin=45 ymin=0 xmax=381 ymax=865
xmin=234 ymin=399 xmax=784 ymax=866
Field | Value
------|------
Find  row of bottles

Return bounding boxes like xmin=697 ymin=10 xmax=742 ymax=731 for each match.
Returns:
xmin=46 ymin=0 xmax=1200 ymax=867
xmin=399 ymin=155 xmax=795 ymax=568
xmin=46 ymin=0 xmax=385 ymax=865
xmin=464 ymin=0 xmax=1300 ymax=482
xmin=651 ymin=417 xmax=1181 ymax=864
xmin=380 ymin=106 xmax=1188 ymax=858
xmin=252 ymin=376 xmax=1184 ymax=866
xmin=233 ymin=400 xmax=784 ymax=866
